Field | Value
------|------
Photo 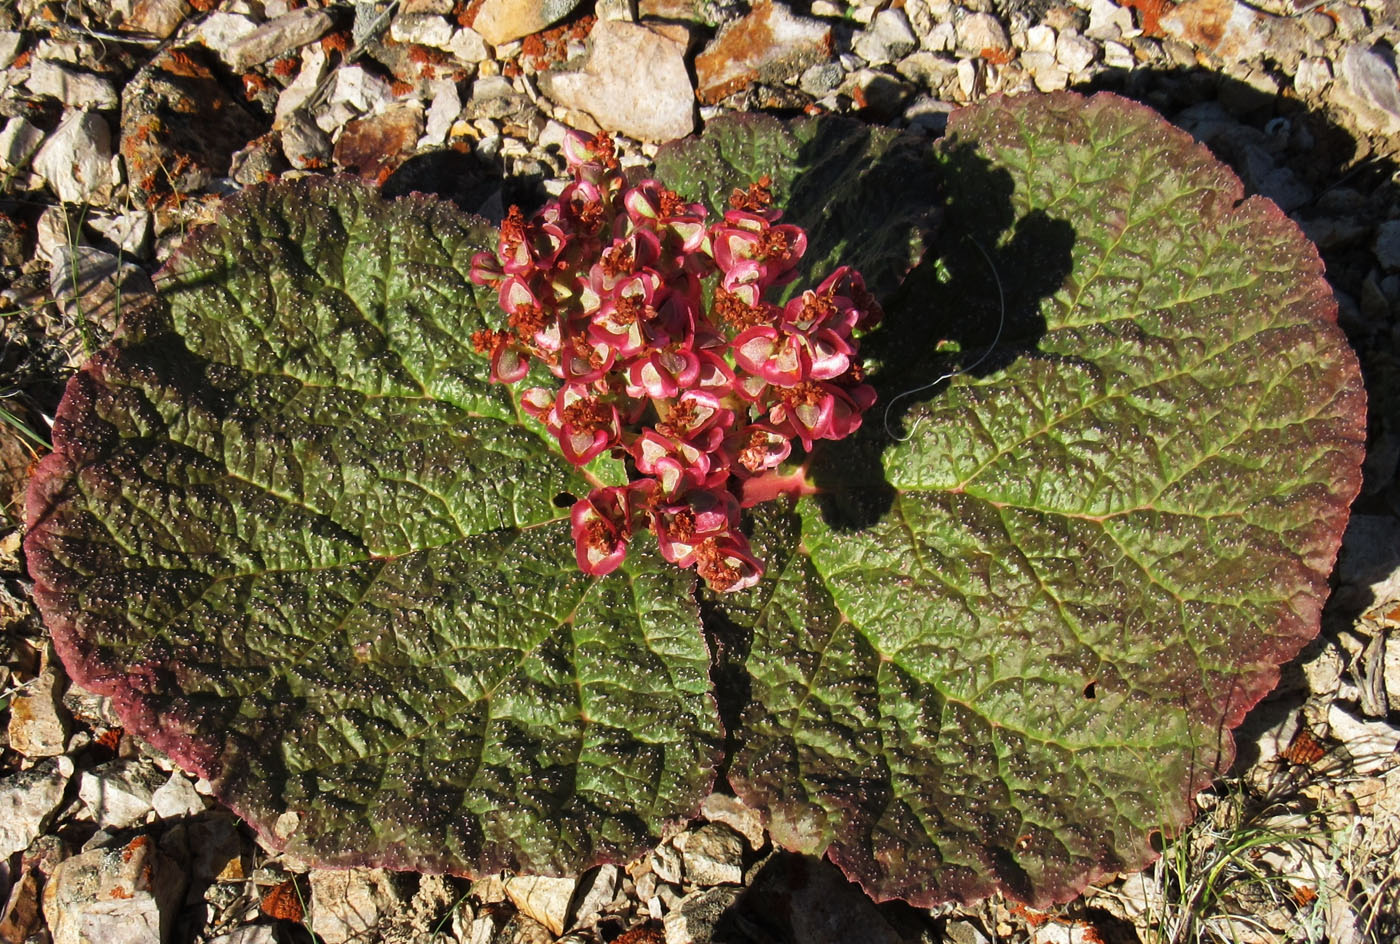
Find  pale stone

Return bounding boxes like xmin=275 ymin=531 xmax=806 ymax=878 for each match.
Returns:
xmin=1332 ymin=44 xmax=1400 ymax=136
xmin=1 ymin=117 xmax=47 ymax=173
xmin=678 ymin=824 xmax=744 ymax=885
xmin=1329 ymin=703 xmax=1400 ymax=775
xmin=226 ymin=8 xmax=334 ymax=71
xmin=693 ymin=2 xmax=832 ymax=105
xmin=651 ymin=840 xmax=684 ymax=884
xmin=852 ymin=8 xmax=917 ymax=65
xmin=402 ymin=0 xmax=455 ymax=12
xmin=34 ymin=110 xmax=115 ymax=204
xmin=1159 ymin=0 xmax=1270 ymax=63
xmin=391 ymin=13 xmax=455 ymax=48
xmin=1025 ymin=24 xmax=1056 ymax=54
xmin=472 ymin=0 xmax=585 ymax=46
xmin=700 ymin=793 xmax=766 ymax=849
xmin=663 ymin=887 xmax=741 ymax=944
xmin=421 ymin=77 xmax=461 ymax=146
xmin=207 ymin=925 xmax=278 ymax=944
xmin=1055 ymin=30 xmax=1097 ymax=74
xmin=1294 ymin=56 xmax=1333 ymax=97
xmin=274 ymin=43 xmax=328 ymax=121
xmin=328 ymin=65 xmax=395 ymax=114
xmin=0 ymin=761 xmax=68 ymax=858
xmin=26 ymin=59 xmax=119 ymax=109
xmin=122 ymin=0 xmax=190 ymax=39
xmin=151 ymin=771 xmax=206 ymax=819
xmin=505 ymin=875 xmax=575 ymax=937
xmin=568 ymin=865 xmax=619 ymax=930
xmin=308 ymin=869 xmax=404 ymax=944
xmin=78 ymin=760 xmax=164 ymax=829
xmin=1102 ymin=40 xmax=1134 ymax=69
xmin=0 ymin=31 xmax=21 ymax=68
xmin=1086 ymin=0 xmax=1131 ymax=40
xmin=7 ymin=662 xmax=68 ymax=758
xmin=449 ymin=26 xmax=490 ymax=62
xmin=49 ymin=246 xmax=154 ymax=336
xmin=43 ymin=836 xmax=186 ymax=944
xmin=193 ymin=11 xmax=259 ymax=56
xmin=539 ymin=19 xmax=694 ymax=142
xmin=956 ymin=12 xmax=1010 ymax=54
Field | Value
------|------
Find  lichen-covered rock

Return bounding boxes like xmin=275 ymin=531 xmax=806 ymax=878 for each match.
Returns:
xmin=43 ymin=836 xmax=187 ymax=944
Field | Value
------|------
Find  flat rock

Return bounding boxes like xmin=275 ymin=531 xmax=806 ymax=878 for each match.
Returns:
xmin=677 ymin=824 xmax=744 ymax=885
xmin=207 ymin=925 xmax=278 ymax=944
xmin=699 ymin=793 xmax=765 ymax=849
xmin=1331 ymin=44 xmax=1400 ymax=137
xmin=43 ymin=835 xmax=187 ymax=944
xmin=1159 ymin=0 xmax=1269 ymax=63
xmin=391 ymin=13 xmax=455 ymax=48
xmin=1329 ymin=703 xmax=1400 ymax=775
xmin=0 ymin=117 xmax=42 ymax=172
xmin=450 ymin=26 xmax=491 ymax=62
xmin=26 ymin=59 xmax=119 ymax=109
xmin=308 ymin=869 xmax=405 ymax=944
xmin=852 ymin=8 xmax=917 ymax=65
xmin=193 ymin=11 xmax=259 ymax=56
xmin=0 ymin=31 xmax=21 ymax=68
xmin=540 ymin=19 xmax=693 ymax=142
xmin=49 ymin=245 xmax=156 ymax=340
xmin=35 ymin=110 xmax=116 ymax=205
xmin=505 ymin=874 xmax=574 ymax=937
xmin=225 ymin=8 xmax=334 ymax=72
xmin=7 ymin=658 xmax=69 ymax=757
xmin=0 ymin=760 xmax=68 ymax=858
xmin=955 ymin=12 xmax=1010 ymax=55
xmin=694 ymin=1 xmax=831 ymax=105
xmin=1055 ymin=31 xmax=1097 ymax=74
xmin=121 ymin=46 xmax=263 ymax=199
xmin=472 ymin=0 xmax=586 ymax=45
xmin=78 ymin=760 xmax=165 ymax=829
xmin=150 ymin=771 xmax=205 ymax=820
xmin=334 ymin=103 xmax=424 ymax=180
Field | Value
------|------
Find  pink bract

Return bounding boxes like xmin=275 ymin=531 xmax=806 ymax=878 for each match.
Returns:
xmin=469 ymin=131 xmax=880 ymax=591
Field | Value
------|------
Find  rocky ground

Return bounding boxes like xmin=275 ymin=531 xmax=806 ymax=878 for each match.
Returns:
xmin=3 ymin=0 xmax=1400 ymax=942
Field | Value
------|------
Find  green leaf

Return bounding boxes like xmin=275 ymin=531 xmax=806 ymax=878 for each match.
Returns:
xmin=654 ymin=112 xmax=940 ymax=300
xmin=714 ymin=93 xmax=1366 ymax=906
xmin=25 ymin=178 xmax=721 ymax=873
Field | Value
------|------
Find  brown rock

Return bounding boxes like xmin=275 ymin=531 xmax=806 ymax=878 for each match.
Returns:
xmin=1159 ymin=0 xmax=1269 ymax=63
xmin=0 ymin=868 xmax=43 ymax=944
xmin=539 ymin=19 xmax=694 ymax=142
xmin=332 ymin=103 xmax=425 ymax=182
xmin=121 ymin=0 xmax=190 ymax=40
xmin=694 ymin=1 xmax=832 ymax=105
xmin=121 ymin=46 xmax=263 ymax=201
xmin=225 ymin=8 xmax=335 ymax=72
xmin=472 ymin=0 xmax=587 ymax=46
xmin=6 ymin=655 xmax=69 ymax=758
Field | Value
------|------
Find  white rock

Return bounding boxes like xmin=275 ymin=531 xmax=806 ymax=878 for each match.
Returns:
xmin=1023 ymin=51 xmax=1069 ymax=90
xmin=87 ymin=209 xmax=152 ymax=256
xmin=1026 ymin=24 xmax=1056 ymax=54
xmin=957 ymin=57 xmax=979 ymax=98
xmin=651 ymin=839 xmax=684 ymax=885
xmin=0 ymin=31 xmax=23 ymax=69
xmin=78 ymin=760 xmax=163 ymax=829
xmin=392 ymin=13 xmax=455 ymax=48
xmin=151 ymin=771 xmax=206 ymax=819
xmin=421 ymin=77 xmax=461 ymax=147
xmin=956 ymin=12 xmax=1009 ymax=54
xmin=26 ymin=59 xmax=119 ymax=109
xmin=0 ymin=117 xmax=45 ymax=173
xmin=402 ymin=0 xmax=455 ymax=12
xmin=853 ymin=9 xmax=918 ymax=65
xmin=449 ymin=26 xmax=490 ymax=62
xmin=1103 ymin=40 xmax=1135 ymax=69
xmin=7 ymin=662 xmax=68 ymax=757
xmin=924 ymin=20 xmax=956 ymax=53
xmin=1333 ymin=43 xmax=1400 ymax=136
xmin=505 ymin=875 xmax=575 ymax=937
xmin=1087 ymin=0 xmax=1132 ymax=40
xmin=274 ymin=43 xmax=328 ymax=121
xmin=328 ymin=65 xmax=395 ymax=115
xmin=34 ymin=110 xmax=115 ymax=204
xmin=226 ymin=8 xmax=334 ymax=71
xmin=193 ymin=11 xmax=259 ymax=56
xmin=1055 ymin=31 xmax=1097 ymax=74
xmin=700 ymin=793 xmax=766 ymax=849
xmin=1329 ymin=703 xmax=1399 ymax=774
xmin=1295 ymin=56 xmax=1333 ymax=97
xmin=308 ymin=869 xmax=404 ymax=944
xmin=663 ymin=887 xmax=741 ymax=944
xmin=539 ymin=19 xmax=694 ymax=142
xmin=897 ymin=51 xmax=959 ymax=89
xmin=43 ymin=835 xmax=187 ymax=944
xmin=678 ymin=823 xmax=745 ymax=885
xmin=0 ymin=761 xmax=68 ymax=857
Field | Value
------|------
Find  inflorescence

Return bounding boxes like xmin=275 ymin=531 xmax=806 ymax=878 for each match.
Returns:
xmin=469 ymin=131 xmax=879 ymax=591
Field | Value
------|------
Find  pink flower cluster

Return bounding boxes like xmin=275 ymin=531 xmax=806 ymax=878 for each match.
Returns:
xmin=469 ymin=131 xmax=879 ymax=592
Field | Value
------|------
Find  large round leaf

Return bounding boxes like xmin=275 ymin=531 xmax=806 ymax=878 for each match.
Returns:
xmin=701 ymin=93 xmax=1366 ymax=905
xmin=24 ymin=179 xmax=722 ymax=873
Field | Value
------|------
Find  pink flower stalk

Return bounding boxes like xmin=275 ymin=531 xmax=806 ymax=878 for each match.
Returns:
xmin=470 ymin=131 xmax=879 ymax=592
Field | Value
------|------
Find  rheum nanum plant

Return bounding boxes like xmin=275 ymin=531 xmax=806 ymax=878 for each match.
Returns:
xmin=467 ymin=131 xmax=878 ymax=591
xmin=24 ymin=93 xmax=1367 ymax=907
